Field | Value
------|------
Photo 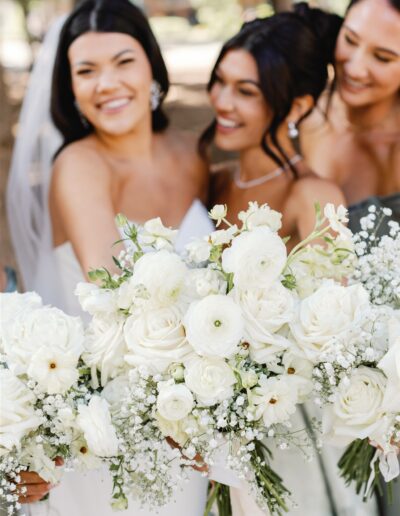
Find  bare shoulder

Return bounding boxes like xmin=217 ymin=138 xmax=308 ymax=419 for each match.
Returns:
xmin=290 ymin=175 xmax=345 ymax=207
xmin=53 ymin=139 xmax=109 ymax=177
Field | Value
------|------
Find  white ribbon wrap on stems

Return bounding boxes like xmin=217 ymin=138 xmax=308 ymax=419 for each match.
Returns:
xmin=366 ymin=448 xmax=400 ymax=495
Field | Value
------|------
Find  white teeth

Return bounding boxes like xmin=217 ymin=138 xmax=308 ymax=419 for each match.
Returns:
xmin=101 ymin=98 xmax=130 ymax=109
xmin=217 ymin=117 xmax=239 ymax=128
xmin=344 ymin=77 xmax=368 ymax=89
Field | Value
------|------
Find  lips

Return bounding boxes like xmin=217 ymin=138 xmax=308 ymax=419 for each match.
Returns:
xmin=340 ymin=74 xmax=371 ymax=93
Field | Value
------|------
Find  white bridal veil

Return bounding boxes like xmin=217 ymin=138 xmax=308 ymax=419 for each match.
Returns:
xmin=6 ymin=16 xmax=68 ymax=309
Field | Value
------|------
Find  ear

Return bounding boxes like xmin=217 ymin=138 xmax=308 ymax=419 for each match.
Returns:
xmin=286 ymin=94 xmax=315 ymax=125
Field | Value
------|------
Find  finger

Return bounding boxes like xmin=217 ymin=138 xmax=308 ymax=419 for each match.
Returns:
xmin=17 ymin=483 xmax=51 ymax=497
xmin=19 ymin=471 xmax=47 ymax=484
xmin=54 ymin=456 xmax=64 ymax=467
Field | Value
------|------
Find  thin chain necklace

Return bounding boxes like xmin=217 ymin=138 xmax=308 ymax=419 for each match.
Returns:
xmin=234 ymin=154 xmax=302 ymax=189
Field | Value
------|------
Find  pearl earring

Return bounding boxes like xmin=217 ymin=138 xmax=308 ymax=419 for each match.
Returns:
xmin=287 ymin=121 xmax=299 ymax=140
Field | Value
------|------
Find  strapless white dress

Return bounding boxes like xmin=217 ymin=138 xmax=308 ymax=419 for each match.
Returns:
xmin=22 ymin=200 xmax=212 ymax=516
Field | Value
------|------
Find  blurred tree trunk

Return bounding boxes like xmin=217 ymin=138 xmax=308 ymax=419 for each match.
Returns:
xmin=271 ymin=0 xmax=293 ymax=12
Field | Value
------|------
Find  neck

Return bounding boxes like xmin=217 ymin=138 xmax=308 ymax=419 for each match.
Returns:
xmin=95 ymin=114 xmax=154 ymax=159
xmin=346 ymin=96 xmax=399 ymax=132
xmin=238 ymin=137 xmax=297 ymax=181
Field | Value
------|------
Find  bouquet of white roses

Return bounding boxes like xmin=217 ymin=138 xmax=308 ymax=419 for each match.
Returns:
xmin=308 ymin=206 xmax=400 ymax=501
xmin=78 ymin=201 xmax=354 ymax=515
xmin=0 ymin=292 xmax=119 ymax=515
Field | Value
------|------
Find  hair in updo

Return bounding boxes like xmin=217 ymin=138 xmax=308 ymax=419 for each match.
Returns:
xmin=51 ymin=0 xmax=169 ymax=152
xmin=199 ymin=2 xmax=342 ymax=177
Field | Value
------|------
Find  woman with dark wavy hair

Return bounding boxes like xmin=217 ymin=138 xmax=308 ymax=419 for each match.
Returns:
xmin=8 ymin=0 xmax=210 ymax=514
xmin=303 ymin=0 xmax=400 ymax=236
xmin=203 ymin=4 xmax=379 ymax=514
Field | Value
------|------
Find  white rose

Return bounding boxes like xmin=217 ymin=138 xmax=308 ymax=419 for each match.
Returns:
xmin=222 ymin=227 xmax=287 ymax=289
xmin=324 ymin=366 xmax=386 ymax=446
xmin=139 ymin=217 xmax=178 ymax=250
xmin=208 ymin=204 xmax=227 ymax=226
xmin=4 ymin=306 xmax=84 ymax=373
xmin=155 ymin=414 xmax=189 ymax=446
xmin=27 ymin=348 xmax=79 ymax=394
xmin=0 ymin=369 xmax=41 ymax=450
xmin=184 ymin=295 xmax=244 ymax=358
xmin=157 ymin=383 xmax=194 ymax=421
xmin=0 ymin=292 xmax=42 ymax=352
xmin=185 ymin=238 xmax=211 ymax=264
xmin=238 ymin=202 xmax=282 ymax=232
xmin=183 ymin=268 xmax=227 ymax=301
xmin=75 ymin=282 xmax=117 ymax=315
xmin=77 ymin=396 xmax=119 ymax=457
xmin=184 ymin=356 xmax=236 ymax=406
xmin=249 ymin=375 xmax=298 ymax=426
xmin=234 ymin=282 xmax=296 ymax=363
xmin=130 ymin=250 xmax=188 ymax=308
xmin=289 ymin=281 xmax=370 ymax=361
xmin=83 ymin=314 xmax=127 ymax=387
xmin=124 ymin=306 xmax=192 ymax=372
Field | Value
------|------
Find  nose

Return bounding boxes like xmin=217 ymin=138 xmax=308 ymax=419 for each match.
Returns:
xmin=96 ymin=68 xmax=120 ymax=92
xmin=344 ymin=47 xmax=370 ymax=81
xmin=212 ymin=84 xmax=234 ymax=113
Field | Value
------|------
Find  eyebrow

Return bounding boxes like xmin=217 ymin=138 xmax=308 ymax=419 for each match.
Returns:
xmin=73 ymin=48 xmax=136 ymax=67
xmin=344 ymin=25 xmax=400 ymax=57
xmin=215 ymin=70 xmax=261 ymax=88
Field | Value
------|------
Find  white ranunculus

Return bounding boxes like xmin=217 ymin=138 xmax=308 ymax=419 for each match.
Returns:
xmin=130 ymin=250 xmax=188 ymax=308
xmin=282 ymin=352 xmax=314 ymax=401
xmin=75 ymin=282 xmax=117 ymax=315
xmin=249 ymin=375 xmax=299 ymax=426
xmin=184 ymin=356 xmax=236 ymax=406
xmin=101 ymin=375 xmax=130 ymax=414
xmin=83 ymin=314 xmax=127 ymax=386
xmin=234 ymin=282 xmax=297 ymax=363
xmin=76 ymin=396 xmax=119 ymax=457
xmin=27 ymin=348 xmax=79 ymax=394
xmin=184 ymin=295 xmax=244 ymax=358
xmin=0 ymin=369 xmax=41 ymax=450
xmin=208 ymin=204 xmax=227 ymax=226
xmin=238 ymin=202 xmax=282 ymax=232
xmin=324 ymin=203 xmax=352 ymax=240
xmin=184 ymin=268 xmax=227 ymax=301
xmin=4 ymin=306 xmax=84 ymax=373
xmin=222 ymin=227 xmax=287 ymax=290
xmin=139 ymin=217 xmax=178 ymax=250
xmin=324 ymin=366 xmax=386 ymax=446
xmin=124 ymin=306 xmax=192 ymax=372
xmin=289 ymin=281 xmax=370 ymax=361
xmin=157 ymin=383 xmax=194 ymax=421
xmin=0 ymin=292 xmax=42 ymax=351
xmin=185 ymin=238 xmax=211 ymax=264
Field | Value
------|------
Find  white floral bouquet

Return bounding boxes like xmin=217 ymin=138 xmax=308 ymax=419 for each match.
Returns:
xmin=0 ymin=292 xmax=119 ymax=515
xmin=78 ymin=201 xmax=355 ymax=514
xmin=308 ymin=206 xmax=400 ymax=501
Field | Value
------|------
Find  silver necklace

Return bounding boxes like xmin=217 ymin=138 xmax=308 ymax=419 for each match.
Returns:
xmin=234 ymin=154 xmax=302 ymax=189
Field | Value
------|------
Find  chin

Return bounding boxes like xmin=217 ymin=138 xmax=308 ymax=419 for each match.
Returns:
xmin=214 ymin=134 xmax=245 ymax=153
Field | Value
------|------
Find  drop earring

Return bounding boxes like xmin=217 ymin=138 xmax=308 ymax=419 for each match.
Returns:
xmin=150 ymin=80 xmax=162 ymax=111
xmin=287 ymin=121 xmax=299 ymax=140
